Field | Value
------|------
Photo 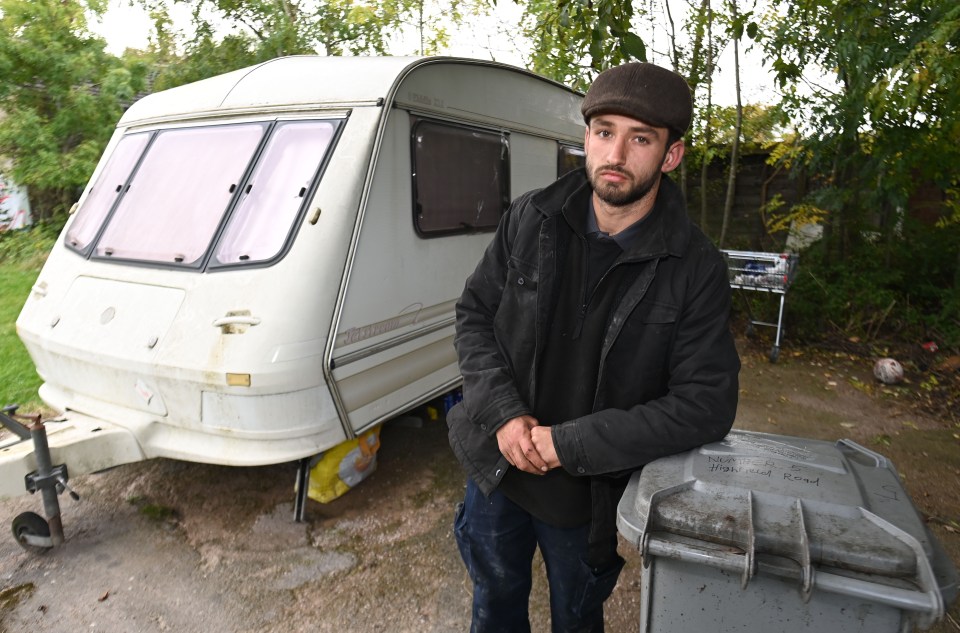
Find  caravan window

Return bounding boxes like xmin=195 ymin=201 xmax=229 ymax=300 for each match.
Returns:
xmin=94 ymin=123 xmax=268 ymax=265
xmin=411 ymin=118 xmax=508 ymax=236
xmin=558 ymin=143 xmax=585 ymax=178
xmin=68 ymin=119 xmax=340 ymax=269
xmin=211 ymin=121 xmax=337 ymax=266
xmin=66 ymin=133 xmax=151 ymax=252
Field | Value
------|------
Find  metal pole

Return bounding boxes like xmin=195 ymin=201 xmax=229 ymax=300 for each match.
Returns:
xmin=775 ymin=293 xmax=787 ymax=348
xmin=29 ymin=420 xmax=64 ymax=546
xmin=293 ymin=457 xmax=311 ymax=523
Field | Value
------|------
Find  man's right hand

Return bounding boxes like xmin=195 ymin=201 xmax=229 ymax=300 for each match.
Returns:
xmin=496 ymin=415 xmax=548 ymax=475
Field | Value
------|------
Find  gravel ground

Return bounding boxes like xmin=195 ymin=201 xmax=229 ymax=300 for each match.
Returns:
xmin=1 ymin=339 xmax=958 ymax=632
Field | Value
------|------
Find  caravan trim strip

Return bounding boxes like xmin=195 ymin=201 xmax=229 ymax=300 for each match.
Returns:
xmin=331 ymin=315 xmax=456 ymax=369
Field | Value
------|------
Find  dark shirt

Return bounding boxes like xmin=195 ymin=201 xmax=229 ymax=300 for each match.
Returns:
xmin=498 ymin=196 xmax=651 ymax=527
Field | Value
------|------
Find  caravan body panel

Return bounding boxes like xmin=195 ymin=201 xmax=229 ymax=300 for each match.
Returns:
xmin=7 ymin=56 xmax=584 ymax=495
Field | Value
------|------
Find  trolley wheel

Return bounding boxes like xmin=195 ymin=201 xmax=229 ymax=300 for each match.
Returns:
xmin=745 ymin=323 xmax=756 ymax=338
xmin=769 ymin=346 xmax=780 ymax=363
xmin=11 ymin=511 xmax=52 ymax=553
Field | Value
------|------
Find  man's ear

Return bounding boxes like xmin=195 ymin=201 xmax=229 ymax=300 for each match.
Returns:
xmin=661 ymin=139 xmax=685 ymax=173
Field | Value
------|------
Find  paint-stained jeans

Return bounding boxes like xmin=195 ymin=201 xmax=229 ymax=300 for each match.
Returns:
xmin=454 ymin=479 xmax=624 ymax=633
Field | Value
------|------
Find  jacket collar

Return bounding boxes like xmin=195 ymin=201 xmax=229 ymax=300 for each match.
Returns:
xmin=530 ymin=168 xmax=692 ymax=260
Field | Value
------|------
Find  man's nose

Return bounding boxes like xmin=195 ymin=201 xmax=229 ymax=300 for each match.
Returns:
xmin=605 ymin=138 xmax=627 ymax=164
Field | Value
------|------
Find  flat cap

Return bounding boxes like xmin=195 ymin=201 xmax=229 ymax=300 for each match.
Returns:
xmin=581 ymin=62 xmax=693 ymax=136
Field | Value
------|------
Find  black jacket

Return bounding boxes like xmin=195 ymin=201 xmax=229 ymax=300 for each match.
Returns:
xmin=448 ymin=168 xmax=740 ymax=499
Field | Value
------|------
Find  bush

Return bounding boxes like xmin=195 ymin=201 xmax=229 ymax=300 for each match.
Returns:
xmin=0 ymin=221 xmax=62 ymax=268
xmin=783 ymin=218 xmax=960 ymax=349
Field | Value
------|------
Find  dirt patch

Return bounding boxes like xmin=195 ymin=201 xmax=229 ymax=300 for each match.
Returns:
xmin=1 ymin=338 xmax=958 ymax=633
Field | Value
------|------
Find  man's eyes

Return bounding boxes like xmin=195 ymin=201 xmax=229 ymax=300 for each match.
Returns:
xmin=594 ymin=130 xmax=650 ymax=144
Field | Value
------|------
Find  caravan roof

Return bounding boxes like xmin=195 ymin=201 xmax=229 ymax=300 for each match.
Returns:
xmin=119 ymin=56 xmax=579 ymax=127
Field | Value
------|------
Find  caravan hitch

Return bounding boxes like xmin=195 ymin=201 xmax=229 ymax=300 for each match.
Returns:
xmin=1 ymin=405 xmax=79 ymax=553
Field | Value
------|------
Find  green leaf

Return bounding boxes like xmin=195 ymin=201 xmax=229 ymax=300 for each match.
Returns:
xmin=620 ymin=32 xmax=646 ymax=61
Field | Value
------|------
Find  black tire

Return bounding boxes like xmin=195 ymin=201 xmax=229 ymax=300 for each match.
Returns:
xmin=769 ymin=346 xmax=780 ymax=363
xmin=12 ymin=511 xmax=52 ymax=553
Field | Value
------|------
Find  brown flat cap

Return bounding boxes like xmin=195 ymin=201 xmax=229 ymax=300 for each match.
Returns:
xmin=581 ymin=63 xmax=693 ymax=136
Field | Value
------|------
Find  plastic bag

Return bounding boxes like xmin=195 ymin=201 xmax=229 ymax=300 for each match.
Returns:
xmin=307 ymin=425 xmax=381 ymax=503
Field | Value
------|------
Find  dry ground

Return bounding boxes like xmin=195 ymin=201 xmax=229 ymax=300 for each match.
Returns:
xmin=1 ymin=337 xmax=958 ymax=633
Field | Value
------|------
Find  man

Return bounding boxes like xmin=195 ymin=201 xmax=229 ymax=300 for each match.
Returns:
xmin=447 ymin=62 xmax=740 ymax=632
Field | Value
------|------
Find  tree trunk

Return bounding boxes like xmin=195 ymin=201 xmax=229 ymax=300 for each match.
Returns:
xmin=718 ymin=0 xmax=742 ymax=249
xmin=699 ymin=1 xmax=714 ymax=235
xmin=662 ymin=0 xmax=689 ymax=197
xmin=686 ymin=0 xmax=711 ymax=90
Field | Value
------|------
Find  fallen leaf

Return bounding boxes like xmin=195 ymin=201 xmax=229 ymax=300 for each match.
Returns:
xmin=98 ymin=591 xmax=110 ymax=602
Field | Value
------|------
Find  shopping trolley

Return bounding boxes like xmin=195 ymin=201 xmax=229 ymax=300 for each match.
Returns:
xmin=721 ymin=250 xmax=799 ymax=363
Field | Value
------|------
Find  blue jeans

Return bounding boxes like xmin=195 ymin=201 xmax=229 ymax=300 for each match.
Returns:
xmin=454 ymin=479 xmax=624 ymax=633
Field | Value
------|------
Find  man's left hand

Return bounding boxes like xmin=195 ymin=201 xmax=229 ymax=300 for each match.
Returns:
xmin=530 ymin=426 xmax=561 ymax=470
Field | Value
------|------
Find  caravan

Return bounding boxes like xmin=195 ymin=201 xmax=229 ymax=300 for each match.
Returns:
xmin=1 ymin=56 xmax=585 ymax=539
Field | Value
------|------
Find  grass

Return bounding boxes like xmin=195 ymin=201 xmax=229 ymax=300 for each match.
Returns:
xmin=0 ymin=262 xmax=43 ymax=410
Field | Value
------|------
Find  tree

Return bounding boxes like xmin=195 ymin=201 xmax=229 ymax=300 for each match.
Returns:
xmin=520 ymin=0 xmax=647 ymax=89
xmin=763 ymin=0 xmax=960 ymax=258
xmin=136 ymin=0 xmax=491 ymax=92
xmin=0 ymin=0 xmax=145 ymax=221
xmin=763 ymin=0 xmax=960 ymax=344
xmin=693 ymin=0 xmax=719 ymax=233
xmin=717 ymin=0 xmax=743 ymax=248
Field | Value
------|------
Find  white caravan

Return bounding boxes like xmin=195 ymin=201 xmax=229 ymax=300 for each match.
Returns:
xmin=1 ymin=56 xmax=585 ymax=509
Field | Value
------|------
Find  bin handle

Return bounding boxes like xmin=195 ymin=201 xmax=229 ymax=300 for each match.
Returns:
xmin=645 ymin=534 xmax=944 ymax=621
xmin=794 ymin=498 xmax=814 ymax=602
xmin=741 ymin=490 xmax=756 ymax=589
xmin=636 ymin=480 xmax=697 ymax=568
xmin=858 ymin=507 xmax=945 ymax=628
xmin=836 ymin=438 xmax=890 ymax=468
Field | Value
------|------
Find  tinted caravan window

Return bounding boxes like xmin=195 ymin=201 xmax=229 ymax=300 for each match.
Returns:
xmin=67 ymin=119 xmax=340 ymax=269
xmin=211 ymin=120 xmax=338 ymax=266
xmin=411 ymin=118 xmax=508 ymax=236
xmin=558 ymin=143 xmax=585 ymax=178
xmin=66 ymin=132 xmax=151 ymax=252
xmin=94 ymin=123 xmax=267 ymax=265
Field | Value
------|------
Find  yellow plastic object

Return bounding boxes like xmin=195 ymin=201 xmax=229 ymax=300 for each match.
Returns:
xmin=307 ymin=426 xmax=382 ymax=503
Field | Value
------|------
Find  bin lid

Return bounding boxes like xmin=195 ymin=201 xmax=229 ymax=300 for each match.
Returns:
xmin=617 ymin=431 xmax=937 ymax=579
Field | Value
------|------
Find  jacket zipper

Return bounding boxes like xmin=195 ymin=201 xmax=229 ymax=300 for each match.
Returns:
xmin=573 ymin=235 xmax=625 ymax=340
xmin=573 ymin=235 xmax=589 ymax=339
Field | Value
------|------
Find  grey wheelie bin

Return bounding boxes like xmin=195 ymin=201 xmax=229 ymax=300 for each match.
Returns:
xmin=617 ymin=430 xmax=958 ymax=632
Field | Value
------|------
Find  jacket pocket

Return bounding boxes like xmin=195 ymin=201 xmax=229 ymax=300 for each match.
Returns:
xmin=606 ymin=301 xmax=678 ymax=393
xmin=503 ymin=255 xmax=538 ymax=291
xmin=493 ymin=256 xmax=539 ymax=360
xmin=618 ymin=300 xmax=678 ymax=343
xmin=640 ymin=301 xmax=678 ymax=325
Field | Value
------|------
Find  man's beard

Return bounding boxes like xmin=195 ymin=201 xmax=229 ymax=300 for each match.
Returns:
xmin=587 ymin=161 xmax=661 ymax=207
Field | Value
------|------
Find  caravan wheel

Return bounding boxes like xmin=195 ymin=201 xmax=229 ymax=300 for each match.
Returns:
xmin=12 ymin=511 xmax=52 ymax=553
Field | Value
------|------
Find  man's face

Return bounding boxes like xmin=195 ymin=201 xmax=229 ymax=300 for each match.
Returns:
xmin=584 ymin=114 xmax=679 ymax=207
